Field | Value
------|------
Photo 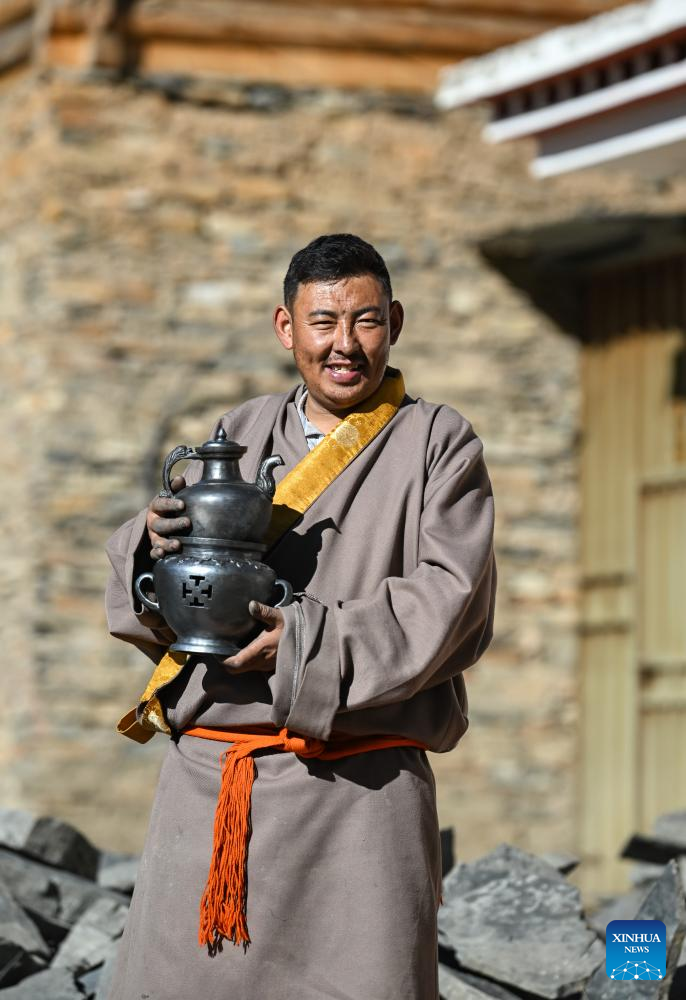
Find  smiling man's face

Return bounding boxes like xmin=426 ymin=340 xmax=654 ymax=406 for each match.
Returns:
xmin=273 ymin=273 xmax=404 ymax=419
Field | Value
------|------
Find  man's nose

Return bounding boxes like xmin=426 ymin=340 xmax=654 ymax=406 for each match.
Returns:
xmin=332 ymin=319 xmax=357 ymax=354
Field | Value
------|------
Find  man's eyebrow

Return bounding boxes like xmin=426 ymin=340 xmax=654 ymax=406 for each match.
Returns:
xmin=307 ymin=305 xmax=385 ymax=319
xmin=352 ymin=305 xmax=384 ymax=318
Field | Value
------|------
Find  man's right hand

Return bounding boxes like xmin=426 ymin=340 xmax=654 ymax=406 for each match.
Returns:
xmin=146 ymin=475 xmax=190 ymax=560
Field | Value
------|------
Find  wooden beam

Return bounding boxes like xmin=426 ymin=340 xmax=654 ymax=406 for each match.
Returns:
xmin=253 ymin=0 xmax=630 ymax=19
xmin=43 ymin=31 xmax=460 ymax=91
xmin=0 ymin=1 xmax=34 ymax=32
xmin=0 ymin=16 xmax=33 ymax=72
xmin=47 ymin=0 xmax=635 ymax=37
xmin=123 ymin=2 xmax=558 ymax=56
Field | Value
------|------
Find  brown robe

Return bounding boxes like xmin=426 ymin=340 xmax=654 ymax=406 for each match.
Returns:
xmin=104 ymin=378 xmax=496 ymax=1000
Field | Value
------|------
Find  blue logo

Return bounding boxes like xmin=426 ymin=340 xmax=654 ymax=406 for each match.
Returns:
xmin=606 ymin=920 xmax=666 ymax=980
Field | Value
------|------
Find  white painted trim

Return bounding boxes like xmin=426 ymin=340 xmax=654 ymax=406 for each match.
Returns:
xmin=483 ymin=61 xmax=686 ymax=144
xmin=435 ymin=0 xmax=686 ymax=110
xmin=531 ymin=113 xmax=686 ymax=176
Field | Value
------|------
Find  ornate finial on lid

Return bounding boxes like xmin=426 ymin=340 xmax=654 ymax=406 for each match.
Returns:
xmin=215 ymin=426 xmax=227 ymax=442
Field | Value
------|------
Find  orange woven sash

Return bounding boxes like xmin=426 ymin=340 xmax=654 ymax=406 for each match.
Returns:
xmin=182 ymin=725 xmax=427 ymax=952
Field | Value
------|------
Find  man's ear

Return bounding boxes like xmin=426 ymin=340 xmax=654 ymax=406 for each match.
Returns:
xmin=273 ymin=304 xmax=294 ymax=350
xmin=389 ymin=300 xmax=404 ymax=346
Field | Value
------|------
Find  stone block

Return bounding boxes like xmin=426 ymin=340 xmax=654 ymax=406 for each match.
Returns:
xmin=0 ymin=879 xmax=49 ymax=988
xmin=539 ymin=850 xmax=580 ymax=876
xmin=439 ymin=843 xmax=604 ymax=998
xmin=583 ymin=860 xmax=686 ymax=1000
xmin=0 ymin=968 xmax=82 ymax=999
xmin=0 ymin=848 xmax=125 ymax=942
xmin=92 ymin=944 xmax=119 ymax=1000
xmin=0 ymin=810 xmax=99 ymax=880
xmin=588 ymin=886 xmax=649 ymax=940
xmin=439 ymin=965 xmax=519 ymax=1000
xmin=52 ymin=897 xmax=128 ymax=976
xmin=96 ymin=853 xmax=138 ymax=895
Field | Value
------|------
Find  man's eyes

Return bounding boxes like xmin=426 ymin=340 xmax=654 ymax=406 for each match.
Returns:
xmin=309 ymin=317 xmax=383 ymax=329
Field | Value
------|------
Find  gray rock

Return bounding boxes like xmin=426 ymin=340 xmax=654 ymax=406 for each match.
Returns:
xmin=539 ymin=850 xmax=581 ymax=876
xmin=588 ymin=886 xmax=650 ymax=939
xmin=653 ymin=811 xmax=686 ymax=845
xmin=93 ymin=945 xmax=120 ymax=1000
xmin=77 ymin=961 xmax=103 ymax=998
xmin=441 ymin=829 xmax=455 ymax=878
xmin=439 ymin=964 xmax=520 ymax=999
xmin=0 ymin=968 xmax=82 ymax=999
xmin=630 ymin=862 xmax=666 ymax=888
xmin=53 ymin=897 xmax=128 ymax=975
xmin=583 ymin=860 xmax=686 ymax=1000
xmin=0 ymin=810 xmax=99 ymax=880
xmin=0 ymin=878 xmax=49 ymax=987
xmin=670 ymin=961 xmax=686 ymax=1000
xmin=439 ymin=843 xmax=604 ymax=998
xmin=621 ymin=834 xmax=686 ymax=866
xmin=0 ymin=847 xmax=125 ymax=941
xmin=96 ymin=853 xmax=138 ymax=895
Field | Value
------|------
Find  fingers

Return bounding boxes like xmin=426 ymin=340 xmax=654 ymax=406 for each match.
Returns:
xmin=222 ymin=631 xmax=277 ymax=673
xmin=149 ymin=536 xmax=182 ymax=560
xmin=147 ymin=488 xmax=190 ymax=560
xmin=150 ymin=496 xmax=185 ymax=515
xmin=150 ymin=515 xmax=190 ymax=536
xmin=222 ymin=605 xmax=285 ymax=673
xmin=247 ymin=601 xmax=284 ymax=630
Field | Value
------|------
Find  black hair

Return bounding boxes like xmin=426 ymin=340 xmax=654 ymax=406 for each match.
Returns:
xmin=283 ymin=234 xmax=393 ymax=310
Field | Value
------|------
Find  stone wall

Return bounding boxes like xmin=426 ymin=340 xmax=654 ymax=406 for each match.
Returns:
xmin=1 ymin=68 xmax=685 ymax=873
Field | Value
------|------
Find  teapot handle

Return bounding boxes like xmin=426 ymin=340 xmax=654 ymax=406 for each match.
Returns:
xmin=272 ymin=578 xmax=293 ymax=609
xmin=160 ymin=445 xmax=198 ymax=498
xmin=255 ymin=454 xmax=285 ymax=499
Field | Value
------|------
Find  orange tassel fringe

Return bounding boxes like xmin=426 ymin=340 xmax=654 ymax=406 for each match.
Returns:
xmin=184 ymin=725 xmax=427 ymax=951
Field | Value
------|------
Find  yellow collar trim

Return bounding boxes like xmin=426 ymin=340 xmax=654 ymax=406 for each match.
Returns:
xmin=264 ymin=369 xmax=405 ymax=549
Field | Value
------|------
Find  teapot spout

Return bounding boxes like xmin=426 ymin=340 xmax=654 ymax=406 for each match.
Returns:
xmin=256 ymin=454 xmax=284 ymax=499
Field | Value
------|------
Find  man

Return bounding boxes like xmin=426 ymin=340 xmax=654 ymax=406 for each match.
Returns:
xmin=105 ymin=233 xmax=496 ymax=1000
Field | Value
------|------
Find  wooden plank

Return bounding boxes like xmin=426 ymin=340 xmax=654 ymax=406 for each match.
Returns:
xmin=137 ymin=38 xmax=451 ymax=91
xmin=48 ymin=0 xmax=631 ymax=30
xmin=640 ymin=711 xmax=686 ymax=829
xmin=260 ymin=0 xmax=627 ymax=13
xmin=0 ymin=1 xmax=33 ymax=31
xmin=579 ymin=333 xmax=642 ymax=898
xmin=580 ymin=345 xmax=604 ymax=575
xmin=0 ymin=16 xmax=32 ymax=72
xmin=578 ymin=631 xmax=636 ymax=895
xmin=640 ymin=488 xmax=686 ymax=663
xmin=124 ymin=2 xmax=560 ymax=56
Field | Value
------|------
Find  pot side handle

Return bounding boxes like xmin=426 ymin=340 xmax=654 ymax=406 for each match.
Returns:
xmin=272 ymin=578 xmax=293 ymax=609
xmin=134 ymin=572 xmax=161 ymax=613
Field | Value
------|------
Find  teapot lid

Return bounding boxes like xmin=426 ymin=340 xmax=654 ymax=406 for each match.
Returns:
xmin=194 ymin=426 xmax=247 ymax=459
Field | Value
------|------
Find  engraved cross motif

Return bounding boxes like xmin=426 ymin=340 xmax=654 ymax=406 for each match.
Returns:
xmin=181 ymin=574 xmax=213 ymax=607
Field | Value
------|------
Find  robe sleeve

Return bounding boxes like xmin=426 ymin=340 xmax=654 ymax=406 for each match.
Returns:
xmin=270 ymin=410 xmax=496 ymax=741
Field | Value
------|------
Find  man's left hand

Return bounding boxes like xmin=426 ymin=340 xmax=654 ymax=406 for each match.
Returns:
xmin=221 ymin=601 xmax=285 ymax=673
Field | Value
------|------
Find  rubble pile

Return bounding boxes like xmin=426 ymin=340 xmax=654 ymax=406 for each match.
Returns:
xmin=0 ymin=805 xmax=684 ymax=999
xmin=0 ymin=809 xmax=136 ymax=999
xmin=438 ymin=812 xmax=686 ymax=1000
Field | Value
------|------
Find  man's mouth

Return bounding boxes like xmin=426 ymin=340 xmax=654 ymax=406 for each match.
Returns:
xmin=324 ymin=362 xmax=365 ymax=383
